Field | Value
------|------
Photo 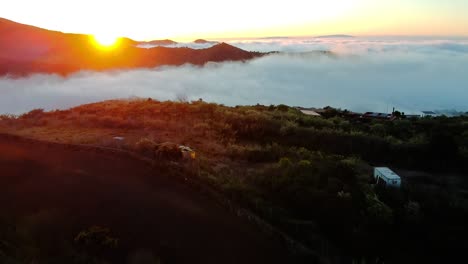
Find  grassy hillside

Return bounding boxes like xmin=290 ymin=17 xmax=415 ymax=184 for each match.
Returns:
xmin=1 ymin=99 xmax=468 ymax=263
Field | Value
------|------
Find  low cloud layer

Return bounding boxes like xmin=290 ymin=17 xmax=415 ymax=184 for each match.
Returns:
xmin=1 ymin=37 xmax=468 ymax=114
xmin=137 ymin=42 xmax=218 ymax=49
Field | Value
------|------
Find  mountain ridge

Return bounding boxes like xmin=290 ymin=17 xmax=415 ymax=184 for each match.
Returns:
xmin=0 ymin=18 xmax=265 ymax=76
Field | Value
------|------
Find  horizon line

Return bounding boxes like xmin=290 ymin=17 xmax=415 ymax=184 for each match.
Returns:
xmin=2 ymin=16 xmax=468 ymax=42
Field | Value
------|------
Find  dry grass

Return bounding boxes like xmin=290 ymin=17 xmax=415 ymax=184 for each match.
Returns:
xmin=0 ymin=99 xmax=237 ymax=162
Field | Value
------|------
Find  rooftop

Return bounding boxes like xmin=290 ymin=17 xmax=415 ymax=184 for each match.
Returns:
xmin=300 ymin=109 xmax=321 ymax=117
xmin=375 ymin=167 xmax=401 ymax=180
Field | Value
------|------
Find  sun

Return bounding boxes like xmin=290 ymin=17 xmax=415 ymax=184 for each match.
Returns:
xmin=92 ymin=34 xmax=119 ymax=48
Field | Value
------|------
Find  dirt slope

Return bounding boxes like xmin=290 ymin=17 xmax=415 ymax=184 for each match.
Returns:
xmin=0 ymin=134 xmax=290 ymax=263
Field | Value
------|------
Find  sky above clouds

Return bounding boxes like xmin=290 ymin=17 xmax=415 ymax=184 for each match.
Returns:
xmin=1 ymin=36 xmax=467 ymax=115
xmin=1 ymin=0 xmax=468 ymax=40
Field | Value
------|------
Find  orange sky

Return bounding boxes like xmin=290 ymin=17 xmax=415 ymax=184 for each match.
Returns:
xmin=2 ymin=0 xmax=468 ymax=40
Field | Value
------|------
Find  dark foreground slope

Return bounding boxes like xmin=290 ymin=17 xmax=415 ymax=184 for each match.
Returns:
xmin=0 ymin=134 xmax=290 ymax=263
xmin=0 ymin=18 xmax=264 ymax=76
xmin=2 ymin=101 xmax=468 ymax=263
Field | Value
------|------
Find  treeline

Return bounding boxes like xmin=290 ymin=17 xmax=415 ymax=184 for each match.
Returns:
xmin=220 ymin=105 xmax=468 ymax=173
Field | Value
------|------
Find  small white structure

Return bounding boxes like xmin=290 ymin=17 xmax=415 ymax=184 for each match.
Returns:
xmin=374 ymin=167 xmax=401 ymax=188
xmin=421 ymin=111 xmax=438 ymax=117
xmin=300 ymin=109 xmax=322 ymax=117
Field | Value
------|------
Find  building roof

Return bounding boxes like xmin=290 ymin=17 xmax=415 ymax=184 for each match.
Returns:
xmin=362 ymin=112 xmax=392 ymax=119
xmin=405 ymin=114 xmax=421 ymax=118
xmin=375 ymin=167 xmax=401 ymax=180
xmin=300 ymin=109 xmax=321 ymax=117
xmin=422 ymin=111 xmax=437 ymax=115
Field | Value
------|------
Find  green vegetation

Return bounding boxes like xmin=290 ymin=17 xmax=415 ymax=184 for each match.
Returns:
xmin=1 ymin=100 xmax=467 ymax=263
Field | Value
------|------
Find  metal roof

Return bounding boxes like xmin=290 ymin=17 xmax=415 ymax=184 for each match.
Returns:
xmin=300 ymin=110 xmax=321 ymax=116
xmin=363 ymin=112 xmax=391 ymax=118
xmin=375 ymin=167 xmax=401 ymax=180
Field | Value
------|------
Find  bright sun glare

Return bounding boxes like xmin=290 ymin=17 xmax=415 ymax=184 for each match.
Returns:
xmin=93 ymin=34 xmax=119 ymax=47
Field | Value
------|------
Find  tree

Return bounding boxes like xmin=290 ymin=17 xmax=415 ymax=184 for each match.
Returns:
xmin=393 ymin=110 xmax=405 ymax=118
xmin=276 ymin=104 xmax=289 ymax=112
xmin=322 ymin=106 xmax=340 ymax=119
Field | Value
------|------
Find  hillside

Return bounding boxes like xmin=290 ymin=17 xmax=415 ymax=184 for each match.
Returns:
xmin=0 ymin=18 xmax=264 ymax=76
xmin=0 ymin=133 xmax=290 ymax=264
xmin=1 ymin=99 xmax=467 ymax=263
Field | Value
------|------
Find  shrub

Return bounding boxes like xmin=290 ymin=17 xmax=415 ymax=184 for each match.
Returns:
xmin=0 ymin=114 xmax=16 ymax=121
xmin=278 ymin=157 xmax=293 ymax=169
xmin=154 ymin=142 xmax=183 ymax=161
xmin=279 ymin=121 xmax=297 ymax=136
xmin=276 ymin=104 xmax=289 ymax=112
xmin=20 ymin=108 xmax=45 ymax=119
xmin=135 ymin=138 xmax=157 ymax=156
xmin=74 ymin=226 xmax=118 ymax=261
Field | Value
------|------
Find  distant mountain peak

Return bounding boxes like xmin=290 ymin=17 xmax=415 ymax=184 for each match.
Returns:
xmin=194 ymin=39 xmax=219 ymax=45
xmin=194 ymin=39 xmax=211 ymax=44
xmin=146 ymin=39 xmax=177 ymax=46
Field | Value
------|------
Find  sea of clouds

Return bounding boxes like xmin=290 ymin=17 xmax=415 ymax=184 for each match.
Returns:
xmin=1 ymin=36 xmax=468 ymax=114
xmin=137 ymin=42 xmax=218 ymax=50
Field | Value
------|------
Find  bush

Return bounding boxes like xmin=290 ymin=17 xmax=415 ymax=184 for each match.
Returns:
xmin=276 ymin=104 xmax=289 ymax=112
xmin=135 ymin=138 xmax=157 ymax=156
xmin=20 ymin=109 xmax=45 ymax=119
xmin=154 ymin=142 xmax=182 ymax=161
xmin=74 ymin=226 xmax=118 ymax=261
xmin=280 ymin=121 xmax=297 ymax=136
xmin=278 ymin=157 xmax=293 ymax=169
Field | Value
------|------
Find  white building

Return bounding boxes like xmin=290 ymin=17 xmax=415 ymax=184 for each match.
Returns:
xmin=374 ymin=167 xmax=401 ymax=188
xmin=299 ymin=109 xmax=321 ymax=117
xmin=421 ymin=111 xmax=438 ymax=117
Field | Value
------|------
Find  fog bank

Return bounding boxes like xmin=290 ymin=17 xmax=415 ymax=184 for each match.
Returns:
xmin=1 ymin=37 xmax=468 ymax=114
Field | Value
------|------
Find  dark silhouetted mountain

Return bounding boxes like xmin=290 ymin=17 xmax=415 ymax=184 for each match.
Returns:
xmin=145 ymin=39 xmax=178 ymax=46
xmin=0 ymin=18 xmax=264 ymax=76
xmin=194 ymin=39 xmax=218 ymax=44
xmin=194 ymin=39 xmax=208 ymax=43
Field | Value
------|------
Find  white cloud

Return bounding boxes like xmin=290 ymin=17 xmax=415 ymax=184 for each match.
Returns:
xmin=1 ymin=37 xmax=468 ymax=114
xmin=137 ymin=42 xmax=218 ymax=50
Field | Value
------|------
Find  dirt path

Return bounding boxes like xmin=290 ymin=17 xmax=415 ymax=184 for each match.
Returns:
xmin=0 ymin=134 xmax=290 ymax=263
